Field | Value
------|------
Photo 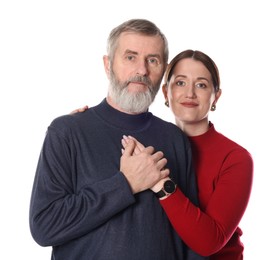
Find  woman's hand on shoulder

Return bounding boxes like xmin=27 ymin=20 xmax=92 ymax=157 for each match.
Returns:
xmin=70 ymin=105 xmax=89 ymax=114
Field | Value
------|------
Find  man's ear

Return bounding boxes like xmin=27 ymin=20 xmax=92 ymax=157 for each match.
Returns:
xmin=103 ymin=55 xmax=110 ymax=78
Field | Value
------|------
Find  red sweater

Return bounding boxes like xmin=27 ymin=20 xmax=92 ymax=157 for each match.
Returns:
xmin=160 ymin=123 xmax=253 ymax=259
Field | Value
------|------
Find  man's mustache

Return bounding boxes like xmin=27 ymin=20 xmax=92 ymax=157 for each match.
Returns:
xmin=126 ymin=75 xmax=152 ymax=86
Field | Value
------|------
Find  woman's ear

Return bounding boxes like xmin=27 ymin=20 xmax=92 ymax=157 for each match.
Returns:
xmin=162 ymin=83 xmax=168 ymax=100
xmin=211 ymin=89 xmax=222 ymax=111
xmin=214 ymin=89 xmax=222 ymax=104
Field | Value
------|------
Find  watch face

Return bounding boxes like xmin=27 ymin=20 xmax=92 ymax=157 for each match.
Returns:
xmin=164 ymin=180 xmax=176 ymax=193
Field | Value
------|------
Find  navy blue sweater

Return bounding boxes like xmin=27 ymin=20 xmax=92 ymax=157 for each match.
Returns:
xmin=29 ymin=99 xmax=205 ymax=260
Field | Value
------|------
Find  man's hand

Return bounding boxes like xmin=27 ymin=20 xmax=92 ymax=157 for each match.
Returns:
xmin=120 ymin=138 xmax=169 ymax=194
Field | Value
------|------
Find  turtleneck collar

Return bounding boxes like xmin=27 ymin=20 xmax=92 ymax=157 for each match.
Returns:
xmin=91 ymin=98 xmax=153 ymax=131
xmin=189 ymin=122 xmax=218 ymax=151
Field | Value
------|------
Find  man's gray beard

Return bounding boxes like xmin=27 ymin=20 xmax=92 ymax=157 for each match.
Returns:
xmin=108 ymin=70 xmax=161 ymax=114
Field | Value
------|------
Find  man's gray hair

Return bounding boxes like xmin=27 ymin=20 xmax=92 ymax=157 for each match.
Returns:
xmin=107 ymin=19 xmax=169 ymax=64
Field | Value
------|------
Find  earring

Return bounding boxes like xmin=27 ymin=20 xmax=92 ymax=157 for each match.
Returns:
xmin=211 ymin=104 xmax=216 ymax=111
xmin=165 ymin=100 xmax=169 ymax=107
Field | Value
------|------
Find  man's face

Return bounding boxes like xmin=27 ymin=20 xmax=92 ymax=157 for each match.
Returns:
xmin=105 ymin=32 xmax=166 ymax=114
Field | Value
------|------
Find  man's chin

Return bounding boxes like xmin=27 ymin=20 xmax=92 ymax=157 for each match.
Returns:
xmin=118 ymin=100 xmax=151 ymax=114
xmin=127 ymin=84 xmax=148 ymax=92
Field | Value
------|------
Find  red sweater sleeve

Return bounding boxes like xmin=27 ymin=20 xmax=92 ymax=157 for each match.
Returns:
xmin=160 ymin=148 xmax=253 ymax=256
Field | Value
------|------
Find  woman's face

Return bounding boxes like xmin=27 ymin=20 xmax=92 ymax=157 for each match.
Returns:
xmin=163 ymin=58 xmax=221 ymax=125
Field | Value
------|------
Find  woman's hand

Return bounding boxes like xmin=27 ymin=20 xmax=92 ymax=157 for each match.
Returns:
xmin=70 ymin=105 xmax=89 ymax=114
xmin=121 ymin=135 xmax=145 ymax=155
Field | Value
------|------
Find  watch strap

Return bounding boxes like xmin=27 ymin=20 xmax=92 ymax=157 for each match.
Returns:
xmin=155 ymin=179 xmax=176 ymax=198
xmin=155 ymin=189 xmax=166 ymax=198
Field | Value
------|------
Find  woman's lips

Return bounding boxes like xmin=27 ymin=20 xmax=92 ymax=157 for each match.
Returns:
xmin=180 ymin=102 xmax=198 ymax=108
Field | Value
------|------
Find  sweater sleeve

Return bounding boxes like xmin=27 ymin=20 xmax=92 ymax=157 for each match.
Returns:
xmin=29 ymin=126 xmax=135 ymax=247
xmin=160 ymin=149 xmax=253 ymax=256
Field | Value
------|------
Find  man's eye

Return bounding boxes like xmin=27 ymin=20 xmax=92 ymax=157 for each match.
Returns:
xmin=127 ymin=56 xmax=134 ymax=61
xmin=147 ymin=58 xmax=159 ymax=65
xmin=176 ymin=81 xmax=185 ymax=86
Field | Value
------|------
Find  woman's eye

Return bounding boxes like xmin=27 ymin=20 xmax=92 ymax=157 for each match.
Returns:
xmin=196 ymin=83 xmax=206 ymax=88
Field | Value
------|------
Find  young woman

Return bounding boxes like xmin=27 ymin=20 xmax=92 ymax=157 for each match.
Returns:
xmin=122 ymin=50 xmax=253 ymax=259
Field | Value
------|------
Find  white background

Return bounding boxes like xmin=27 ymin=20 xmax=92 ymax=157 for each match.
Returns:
xmin=1 ymin=0 xmax=279 ymax=259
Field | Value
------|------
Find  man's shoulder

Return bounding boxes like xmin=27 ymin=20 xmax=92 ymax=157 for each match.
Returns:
xmin=150 ymin=114 xmax=183 ymax=133
xmin=149 ymin=114 xmax=189 ymax=145
xmin=50 ymin=113 xmax=76 ymax=128
xmin=48 ymin=109 xmax=93 ymax=135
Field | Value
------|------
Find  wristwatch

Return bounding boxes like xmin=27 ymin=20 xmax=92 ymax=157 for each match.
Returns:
xmin=155 ymin=179 xmax=177 ymax=198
